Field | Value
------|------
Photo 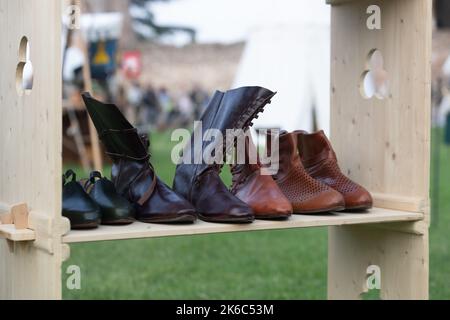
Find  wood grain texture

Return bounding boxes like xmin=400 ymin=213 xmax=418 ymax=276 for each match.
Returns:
xmin=0 ymin=0 xmax=64 ymax=299
xmin=11 ymin=203 xmax=28 ymax=229
xmin=0 ymin=224 xmax=35 ymax=241
xmin=327 ymin=0 xmax=431 ymax=300
xmin=328 ymin=224 xmax=429 ymax=299
xmin=329 ymin=0 xmax=431 ymax=218
xmin=0 ymin=0 xmax=432 ymax=300
xmin=63 ymin=207 xmax=423 ymax=243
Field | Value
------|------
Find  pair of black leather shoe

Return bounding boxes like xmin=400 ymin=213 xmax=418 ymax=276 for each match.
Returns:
xmin=62 ymin=170 xmax=135 ymax=229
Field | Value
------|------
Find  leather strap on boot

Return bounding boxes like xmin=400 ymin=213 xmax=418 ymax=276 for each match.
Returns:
xmin=98 ymin=128 xmax=157 ymax=206
xmin=130 ymin=163 xmax=157 ymax=206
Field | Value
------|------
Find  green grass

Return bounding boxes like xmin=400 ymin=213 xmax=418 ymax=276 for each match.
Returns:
xmin=62 ymin=130 xmax=450 ymax=299
xmin=429 ymin=129 xmax=450 ymax=299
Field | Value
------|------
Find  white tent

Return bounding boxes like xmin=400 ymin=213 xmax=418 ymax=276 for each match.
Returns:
xmin=233 ymin=23 xmax=330 ymax=135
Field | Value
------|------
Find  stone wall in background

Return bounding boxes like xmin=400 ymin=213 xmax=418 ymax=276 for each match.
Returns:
xmin=81 ymin=0 xmax=244 ymax=93
xmin=136 ymin=42 xmax=244 ymax=94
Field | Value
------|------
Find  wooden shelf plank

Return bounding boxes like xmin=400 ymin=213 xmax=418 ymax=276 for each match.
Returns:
xmin=63 ymin=207 xmax=423 ymax=244
xmin=0 ymin=224 xmax=35 ymax=241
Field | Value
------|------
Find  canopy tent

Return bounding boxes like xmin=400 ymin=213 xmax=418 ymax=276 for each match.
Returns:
xmin=233 ymin=23 xmax=330 ymax=135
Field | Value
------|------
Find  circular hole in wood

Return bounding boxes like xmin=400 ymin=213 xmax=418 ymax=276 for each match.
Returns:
xmin=16 ymin=36 xmax=33 ymax=96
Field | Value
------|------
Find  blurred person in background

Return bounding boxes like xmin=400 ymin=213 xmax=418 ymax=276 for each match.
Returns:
xmin=157 ymin=87 xmax=175 ymax=130
xmin=142 ymin=84 xmax=161 ymax=127
xmin=177 ymin=93 xmax=194 ymax=127
xmin=190 ymin=86 xmax=210 ymax=120
xmin=116 ymin=85 xmax=128 ymax=115
xmin=126 ymin=81 xmax=144 ymax=125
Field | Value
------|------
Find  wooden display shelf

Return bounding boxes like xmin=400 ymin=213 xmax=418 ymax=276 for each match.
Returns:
xmin=63 ymin=207 xmax=423 ymax=243
xmin=0 ymin=0 xmax=432 ymax=300
xmin=0 ymin=224 xmax=35 ymax=241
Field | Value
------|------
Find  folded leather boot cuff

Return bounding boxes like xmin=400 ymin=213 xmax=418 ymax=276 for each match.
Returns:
xmin=99 ymin=128 xmax=150 ymax=161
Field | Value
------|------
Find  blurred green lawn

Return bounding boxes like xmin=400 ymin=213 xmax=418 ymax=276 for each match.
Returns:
xmin=63 ymin=130 xmax=450 ymax=299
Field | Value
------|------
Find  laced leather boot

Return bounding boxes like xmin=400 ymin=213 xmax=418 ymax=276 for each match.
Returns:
xmin=82 ymin=93 xmax=196 ymax=223
xmin=173 ymin=86 xmax=276 ymax=223
xmin=296 ymin=130 xmax=373 ymax=210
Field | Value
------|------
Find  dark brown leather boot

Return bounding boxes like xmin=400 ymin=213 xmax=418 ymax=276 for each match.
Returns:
xmin=296 ymin=130 xmax=373 ymax=210
xmin=82 ymin=93 xmax=196 ymax=223
xmin=173 ymin=86 xmax=276 ymax=223
xmin=272 ymin=131 xmax=345 ymax=214
xmin=230 ymin=136 xmax=292 ymax=219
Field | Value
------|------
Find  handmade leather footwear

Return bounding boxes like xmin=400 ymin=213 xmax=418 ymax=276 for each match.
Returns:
xmin=83 ymin=171 xmax=135 ymax=225
xmin=62 ymin=170 xmax=101 ymax=229
xmin=82 ymin=93 xmax=196 ymax=224
xmin=271 ymin=131 xmax=345 ymax=214
xmin=296 ymin=130 xmax=373 ymax=210
xmin=230 ymin=136 xmax=292 ymax=219
xmin=173 ymin=86 xmax=276 ymax=223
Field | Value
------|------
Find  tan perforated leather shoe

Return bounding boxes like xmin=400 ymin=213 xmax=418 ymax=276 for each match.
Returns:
xmin=271 ymin=131 xmax=345 ymax=214
xmin=296 ymin=130 xmax=373 ymax=211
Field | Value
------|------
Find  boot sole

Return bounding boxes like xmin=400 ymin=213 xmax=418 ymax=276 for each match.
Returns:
xmin=255 ymin=214 xmax=291 ymax=220
xmin=138 ymin=214 xmax=197 ymax=224
xmin=294 ymin=205 xmax=346 ymax=214
xmin=343 ymin=205 xmax=372 ymax=212
xmin=70 ymin=221 xmax=99 ymax=229
xmin=101 ymin=218 xmax=135 ymax=226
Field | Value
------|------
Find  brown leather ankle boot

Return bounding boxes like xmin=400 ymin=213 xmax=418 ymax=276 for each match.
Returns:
xmin=296 ymin=130 xmax=373 ymax=210
xmin=230 ymin=136 xmax=292 ymax=219
xmin=272 ymin=131 xmax=345 ymax=214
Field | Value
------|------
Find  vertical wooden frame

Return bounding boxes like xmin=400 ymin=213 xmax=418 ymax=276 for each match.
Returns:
xmin=0 ymin=0 xmax=64 ymax=299
xmin=327 ymin=0 xmax=431 ymax=299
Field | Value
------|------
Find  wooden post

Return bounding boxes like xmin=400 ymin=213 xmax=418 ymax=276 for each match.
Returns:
xmin=62 ymin=2 xmax=91 ymax=173
xmin=0 ymin=0 xmax=68 ymax=299
xmin=326 ymin=0 xmax=431 ymax=299
xmin=78 ymin=0 xmax=103 ymax=172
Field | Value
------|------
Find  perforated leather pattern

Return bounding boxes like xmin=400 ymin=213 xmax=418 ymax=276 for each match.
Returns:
xmin=277 ymin=165 xmax=330 ymax=203
xmin=308 ymin=159 xmax=360 ymax=195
